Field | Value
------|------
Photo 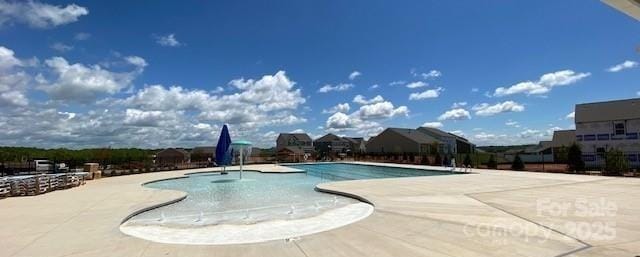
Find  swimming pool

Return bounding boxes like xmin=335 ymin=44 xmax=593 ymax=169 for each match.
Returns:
xmin=121 ymin=163 xmax=451 ymax=244
xmin=287 ymin=162 xmax=452 ymax=180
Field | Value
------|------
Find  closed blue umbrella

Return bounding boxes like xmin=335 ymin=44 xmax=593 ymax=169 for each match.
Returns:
xmin=215 ymin=125 xmax=232 ymax=174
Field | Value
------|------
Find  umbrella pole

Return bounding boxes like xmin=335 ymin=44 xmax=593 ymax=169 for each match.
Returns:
xmin=239 ymin=148 xmax=243 ymax=180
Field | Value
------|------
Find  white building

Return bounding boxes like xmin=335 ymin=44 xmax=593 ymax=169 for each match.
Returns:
xmin=575 ymin=98 xmax=640 ymax=167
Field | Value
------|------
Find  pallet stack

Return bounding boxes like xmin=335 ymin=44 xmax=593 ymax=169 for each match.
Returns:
xmin=48 ymin=174 xmax=59 ymax=190
xmin=9 ymin=177 xmax=26 ymax=196
xmin=36 ymin=175 xmax=49 ymax=194
xmin=59 ymin=173 xmax=81 ymax=188
xmin=0 ymin=178 xmax=9 ymax=198
xmin=14 ymin=176 xmax=39 ymax=196
xmin=1 ymin=172 xmax=88 ymax=199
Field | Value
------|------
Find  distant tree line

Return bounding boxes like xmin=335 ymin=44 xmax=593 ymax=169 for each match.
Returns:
xmin=0 ymin=147 xmax=157 ymax=168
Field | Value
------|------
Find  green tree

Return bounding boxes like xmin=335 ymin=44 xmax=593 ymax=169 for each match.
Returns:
xmin=604 ymin=149 xmax=629 ymax=176
xmin=463 ymin=154 xmax=472 ymax=167
xmin=567 ymin=143 xmax=585 ymax=172
xmin=511 ymin=154 xmax=525 ymax=171
xmin=487 ymin=154 xmax=498 ymax=169
xmin=554 ymin=146 xmax=569 ymax=164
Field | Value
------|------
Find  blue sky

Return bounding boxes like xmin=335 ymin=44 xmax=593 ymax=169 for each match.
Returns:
xmin=0 ymin=0 xmax=639 ymax=148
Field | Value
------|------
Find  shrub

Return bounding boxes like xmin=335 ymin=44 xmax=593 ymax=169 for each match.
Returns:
xmin=554 ymin=146 xmax=569 ymax=164
xmin=511 ymin=154 xmax=525 ymax=171
xmin=463 ymin=154 xmax=472 ymax=167
xmin=604 ymin=149 xmax=629 ymax=176
xmin=567 ymin=143 xmax=584 ymax=172
xmin=487 ymin=154 xmax=498 ymax=169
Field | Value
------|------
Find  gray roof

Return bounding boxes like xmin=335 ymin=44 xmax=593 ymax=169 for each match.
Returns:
xmin=388 ymin=128 xmax=441 ymax=144
xmin=343 ymin=137 xmax=364 ymax=144
xmin=417 ymin=127 xmax=453 ymax=138
xmin=157 ymin=148 xmax=190 ymax=156
xmin=551 ymin=130 xmax=576 ymax=147
xmin=524 ymin=141 xmax=552 ymax=153
xmin=575 ymin=98 xmax=640 ymax=123
xmin=539 ymin=141 xmax=553 ymax=148
xmin=314 ymin=133 xmax=346 ymax=143
xmin=191 ymin=146 xmax=216 ymax=154
xmin=278 ymin=133 xmax=312 ymax=142
xmin=417 ymin=127 xmax=472 ymax=144
xmin=448 ymin=132 xmax=471 ymax=143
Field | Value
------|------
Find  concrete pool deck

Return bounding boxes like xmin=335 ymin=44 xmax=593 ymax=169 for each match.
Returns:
xmin=0 ymin=162 xmax=638 ymax=257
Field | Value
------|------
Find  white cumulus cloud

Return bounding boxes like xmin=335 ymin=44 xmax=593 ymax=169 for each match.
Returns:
xmin=438 ymin=108 xmax=471 ymax=121
xmin=326 ymin=112 xmax=354 ymax=129
xmin=156 ymin=33 xmax=181 ymax=47
xmin=353 ymin=94 xmax=384 ymax=105
xmin=324 ymin=97 xmax=408 ymax=138
xmin=566 ymin=111 xmax=575 ymax=120
xmin=607 ymin=60 xmax=638 ymax=72
xmin=412 ymin=69 xmax=442 ymax=79
xmin=0 ymin=46 xmax=30 ymax=107
xmin=406 ymin=81 xmax=428 ymax=89
xmin=505 ymin=120 xmax=520 ymax=127
xmin=451 ymin=102 xmax=467 ymax=108
xmin=124 ymin=109 xmax=181 ymax=127
xmin=493 ymin=70 xmax=590 ymax=97
xmin=317 ymin=83 xmax=354 ymax=93
xmin=409 ymin=87 xmax=443 ymax=100
xmin=472 ymin=101 xmax=525 ymax=116
xmin=348 ymin=71 xmax=361 ymax=80
xmin=422 ymin=121 xmax=443 ymax=128
xmin=0 ymin=0 xmax=89 ymax=28
xmin=50 ymin=42 xmax=73 ymax=52
xmin=388 ymin=80 xmax=405 ymax=86
xmin=322 ymin=103 xmax=350 ymax=114
xmin=39 ymin=56 xmax=144 ymax=101
xmin=358 ymin=101 xmax=408 ymax=120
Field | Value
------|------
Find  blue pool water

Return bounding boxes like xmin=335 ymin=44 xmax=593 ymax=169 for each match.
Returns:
xmin=126 ymin=163 xmax=451 ymax=227
xmin=287 ymin=163 xmax=452 ymax=180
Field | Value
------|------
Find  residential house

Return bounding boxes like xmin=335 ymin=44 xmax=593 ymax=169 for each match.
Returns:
xmin=416 ymin=127 xmax=475 ymax=154
xmin=366 ymin=128 xmax=441 ymax=154
xmin=190 ymin=146 xmax=216 ymax=162
xmin=511 ymin=130 xmax=577 ymax=163
xmin=276 ymin=133 xmax=314 ymax=162
xmin=156 ymin=148 xmax=191 ymax=165
xmin=504 ymin=141 xmax=554 ymax=163
xmin=549 ymin=130 xmax=576 ymax=161
xmin=343 ymin=137 xmax=367 ymax=153
xmin=575 ymin=98 xmax=640 ymax=167
xmin=314 ymin=133 xmax=352 ymax=154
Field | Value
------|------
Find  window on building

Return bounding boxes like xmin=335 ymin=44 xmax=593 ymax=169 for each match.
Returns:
xmin=614 ymin=122 xmax=625 ymax=135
